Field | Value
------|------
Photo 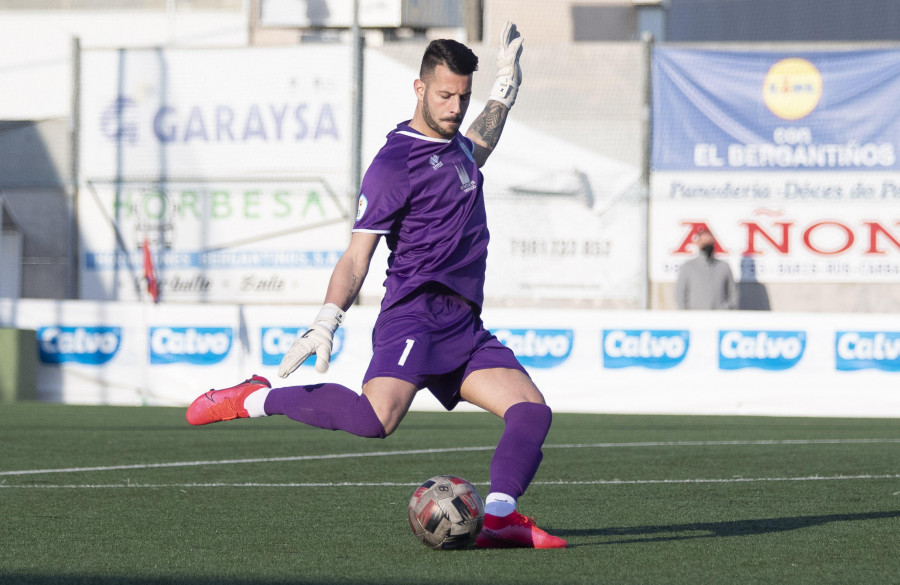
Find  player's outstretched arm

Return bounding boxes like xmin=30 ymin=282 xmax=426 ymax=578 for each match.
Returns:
xmin=277 ymin=231 xmax=380 ymax=378
xmin=466 ymin=21 xmax=522 ymax=168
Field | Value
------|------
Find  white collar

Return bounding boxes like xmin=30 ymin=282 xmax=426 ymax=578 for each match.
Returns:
xmin=396 ymin=130 xmax=453 ymax=143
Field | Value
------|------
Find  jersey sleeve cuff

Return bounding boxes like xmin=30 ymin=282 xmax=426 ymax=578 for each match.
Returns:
xmin=352 ymin=228 xmax=391 ymax=235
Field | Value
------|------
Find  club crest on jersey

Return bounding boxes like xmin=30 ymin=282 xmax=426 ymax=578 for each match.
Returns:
xmin=454 ymin=162 xmax=477 ymax=192
xmin=429 ymin=154 xmax=443 ymax=170
xmin=356 ymin=194 xmax=368 ymax=221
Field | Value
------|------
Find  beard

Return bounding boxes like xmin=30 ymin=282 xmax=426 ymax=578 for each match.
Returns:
xmin=422 ymin=97 xmax=461 ymax=139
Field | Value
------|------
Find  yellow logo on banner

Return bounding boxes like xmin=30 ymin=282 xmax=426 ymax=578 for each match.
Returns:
xmin=763 ymin=58 xmax=823 ymax=120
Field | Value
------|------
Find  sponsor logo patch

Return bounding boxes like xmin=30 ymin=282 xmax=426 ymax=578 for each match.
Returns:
xmin=763 ymin=58 xmax=823 ymax=121
xmin=454 ymin=162 xmax=477 ymax=192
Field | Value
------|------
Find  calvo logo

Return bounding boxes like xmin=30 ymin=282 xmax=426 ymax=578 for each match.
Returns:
xmin=602 ymin=329 xmax=689 ymax=369
xmin=150 ymin=326 xmax=232 ymax=365
xmin=835 ymin=331 xmax=900 ymax=372
xmin=492 ymin=329 xmax=573 ymax=368
xmin=719 ymin=330 xmax=806 ymax=370
xmin=261 ymin=327 xmax=345 ymax=367
xmin=38 ymin=326 xmax=122 ymax=365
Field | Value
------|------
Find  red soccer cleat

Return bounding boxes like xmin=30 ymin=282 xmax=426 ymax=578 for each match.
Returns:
xmin=475 ymin=511 xmax=568 ymax=549
xmin=185 ymin=375 xmax=271 ymax=426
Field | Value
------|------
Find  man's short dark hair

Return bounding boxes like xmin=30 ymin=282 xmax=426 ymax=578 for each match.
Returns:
xmin=420 ymin=39 xmax=479 ymax=79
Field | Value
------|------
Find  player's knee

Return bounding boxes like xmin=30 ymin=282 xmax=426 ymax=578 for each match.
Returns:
xmin=359 ymin=394 xmax=404 ymax=436
xmin=505 ymin=401 xmax=552 ymax=431
xmin=362 ymin=388 xmax=414 ymax=436
xmin=377 ymin=411 xmax=404 ymax=436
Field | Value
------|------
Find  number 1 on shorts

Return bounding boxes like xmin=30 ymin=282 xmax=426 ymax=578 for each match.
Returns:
xmin=398 ymin=339 xmax=415 ymax=366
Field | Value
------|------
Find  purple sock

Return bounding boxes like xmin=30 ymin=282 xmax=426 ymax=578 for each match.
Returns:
xmin=264 ymin=383 xmax=386 ymax=439
xmin=488 ymin=402 xmax=552 ymax=500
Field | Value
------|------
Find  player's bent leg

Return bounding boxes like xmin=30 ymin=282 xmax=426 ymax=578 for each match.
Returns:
xmin=460 ymin=370 xmax=549 ymax=485
xmin=186 ymin=375 xmax=395 ymax=439
xmin=460 ymin=371 xmax=550 ymax=498
xmin=265 ymin=383 xmax=388 ymax=438
xmin=461 ymin=368 xmax=567 ymax=549
xmin=459 ymin=367 xmax=545 ymax=416
xmin=361 ymin=376 xmax=419 ymax=436
xmin=475 ymin=401 xmax=565 ymax=548
xmin=488 ymin=401 xmax=551 ymax=501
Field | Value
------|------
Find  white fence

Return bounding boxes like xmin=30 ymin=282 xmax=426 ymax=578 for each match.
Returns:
xmin=2 ymin=298 xmax=898 ymax=417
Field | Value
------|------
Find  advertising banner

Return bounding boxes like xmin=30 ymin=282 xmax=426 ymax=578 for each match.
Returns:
xmin=79 ymin=179 xmax=349 ymax=302
xmin=650 ymin=177 xmax=900 ymax=282
xmin=483 ymin=194 xmax=642 ymax=304
xmin=77 ymin=46 xmax=645 ymax=306
xmin=80 ymin=46 xmax=351 ymax=179
xmin=78 ymin=47 xmax=354 ymax=302
xmin=651 ymin=48 xmax=900 ymax=283
xmin=652 ymin=48 xmax=900 ymax=172
xmin=3 ymin=299 xmax=899 ymax=417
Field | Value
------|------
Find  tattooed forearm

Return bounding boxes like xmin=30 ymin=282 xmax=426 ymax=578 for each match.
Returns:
xmin=469 ymin=102 xmax=509 ymax=150
xmin=466 ymin=101 xmax=510 ymax=167
xmin=343 ymin=274 xmax=360 ymax=308
xmin=324 ymin=231 xmax=377 ymax=310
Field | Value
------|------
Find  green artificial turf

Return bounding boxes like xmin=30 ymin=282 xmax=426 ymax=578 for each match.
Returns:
xmin=1 ymin=403 xmax=897 ymax=584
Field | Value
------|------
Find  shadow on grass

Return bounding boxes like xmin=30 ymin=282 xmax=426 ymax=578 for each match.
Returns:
xmin=556 ymin=510 xmax=900 ymax=547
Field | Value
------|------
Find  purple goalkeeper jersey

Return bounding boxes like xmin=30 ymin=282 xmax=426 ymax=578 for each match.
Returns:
xmin=353 ymin=121 xmax=489 ymax=311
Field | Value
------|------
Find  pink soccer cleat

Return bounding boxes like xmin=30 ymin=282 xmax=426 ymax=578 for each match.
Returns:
xmin=185 ymin=375 xmax=271 ymax=426
xmin=475 ymin=511 xmax=568 ymax=549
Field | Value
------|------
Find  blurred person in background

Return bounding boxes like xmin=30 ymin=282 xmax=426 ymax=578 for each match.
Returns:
xmin=675 ymin=227 xmax=738 ymax=310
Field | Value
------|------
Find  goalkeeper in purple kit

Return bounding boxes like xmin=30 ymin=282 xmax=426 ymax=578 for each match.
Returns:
xmin=187 ymin=22 xmax=566 ymax=549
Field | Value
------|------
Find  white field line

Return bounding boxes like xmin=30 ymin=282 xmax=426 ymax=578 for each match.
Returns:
xmin=0 ymin=438 xmax=898 ymax=478
xmin=2 ymin=475 xmax=900 ymax=490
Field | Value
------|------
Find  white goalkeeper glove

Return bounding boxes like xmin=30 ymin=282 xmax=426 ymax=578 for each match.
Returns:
xmin=277 ymin=303 xmax=345 ymax=378
xmin=489 ymin=21 xmax=524 ymax=109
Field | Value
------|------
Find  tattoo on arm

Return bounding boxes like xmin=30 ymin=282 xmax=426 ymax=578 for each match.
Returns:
xmin=467 ymin=101 xmax=510 ymax=167
xmin=343 ymin=274 xmax=360 ymax=308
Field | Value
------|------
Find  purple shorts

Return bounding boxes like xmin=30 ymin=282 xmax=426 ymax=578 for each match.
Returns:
xmin=362 ymin=288 xmax=528 ymax=410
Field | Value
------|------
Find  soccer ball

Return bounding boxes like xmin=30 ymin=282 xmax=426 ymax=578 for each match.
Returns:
xmin=408 ymin=475 xmax=485 ymax=549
